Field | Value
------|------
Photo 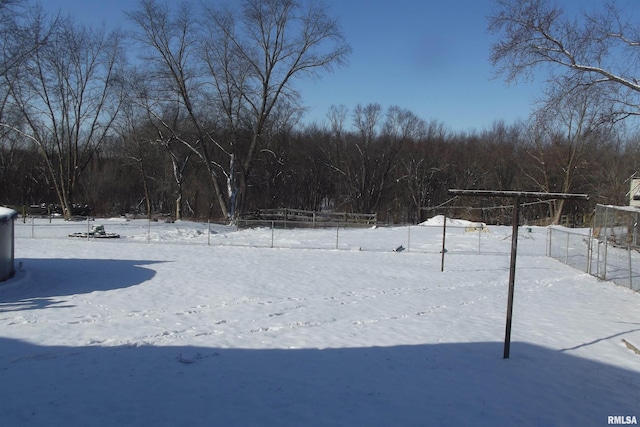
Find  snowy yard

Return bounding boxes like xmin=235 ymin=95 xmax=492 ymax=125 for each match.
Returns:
xmin=1 ymin=218 xmax=639 ymax=426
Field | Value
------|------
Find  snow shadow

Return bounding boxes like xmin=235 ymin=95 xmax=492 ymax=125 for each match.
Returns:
xmin=1 ymin=339 xmax=637 ymax=426
xmin=0 ymin=258 xmax=161 ymax=311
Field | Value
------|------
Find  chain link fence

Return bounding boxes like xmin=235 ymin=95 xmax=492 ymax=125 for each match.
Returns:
xmin=548 ymin=205 xmax=640 ymax=292
xmin=547 ymin=227 xmax=592 ymax=273
xmin=14 ymin=216 xmax=547 ymax=257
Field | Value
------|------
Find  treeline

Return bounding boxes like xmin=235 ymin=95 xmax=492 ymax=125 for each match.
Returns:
xmin=1 ymin=0 xmax=638 ymax=224
xmin=3 ymin=110 xmax=637 ymax=224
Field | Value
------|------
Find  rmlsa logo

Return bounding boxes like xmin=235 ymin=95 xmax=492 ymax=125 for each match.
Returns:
xmin=608 ymin=415 xmax=638 ymax=425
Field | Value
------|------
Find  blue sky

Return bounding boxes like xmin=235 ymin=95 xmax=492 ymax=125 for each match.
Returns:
xmin=307 ymin=0 xmax=541 ymax=132
xmin=43 ymin=0 xmax=545 ymax=133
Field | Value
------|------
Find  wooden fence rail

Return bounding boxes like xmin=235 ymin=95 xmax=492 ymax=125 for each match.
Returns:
xmin=237 ymin=209 xmax=377 ymax=229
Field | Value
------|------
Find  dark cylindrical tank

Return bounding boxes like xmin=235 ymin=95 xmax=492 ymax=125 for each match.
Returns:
xmin=0 ymin=207 xmax=18 ymax=282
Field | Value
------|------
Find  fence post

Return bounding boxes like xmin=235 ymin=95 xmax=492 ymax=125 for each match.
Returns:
xmin=635 ymin=212 xmax=639 ymax=247
xmin=629 ymin=245 xmax=633 ymax=290
xmin=587 ymin=228 xmax=592 ymax=275
xmin=440 ymin=216 xmax=447 ymax=272
xmin=602 ymin=207 xmax=609 ymax=280
xmin=603 ymin=240 xmax=608 ymax=281
xmin=596 ymin=240 xmax=602 ymax=279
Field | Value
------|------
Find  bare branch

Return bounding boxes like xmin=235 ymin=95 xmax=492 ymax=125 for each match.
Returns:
xmin=489 ymin=0 xmax=640 ymax=121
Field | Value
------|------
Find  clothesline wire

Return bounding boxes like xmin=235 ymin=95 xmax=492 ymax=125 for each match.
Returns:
xmin=422 ymin=197 xmax=556 ymax=211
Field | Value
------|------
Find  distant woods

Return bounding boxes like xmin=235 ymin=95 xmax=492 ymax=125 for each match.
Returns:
xmin=1 ymin=0 xmax=639 ymax=224
xmin=4 ymin=108 xmax=634 ymax=224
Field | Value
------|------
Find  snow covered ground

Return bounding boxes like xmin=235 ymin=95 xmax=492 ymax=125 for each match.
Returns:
xmin=1 ymin=217 xmax=639 ymax=426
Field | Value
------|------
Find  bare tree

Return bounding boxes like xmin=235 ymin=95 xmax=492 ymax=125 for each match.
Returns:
xmin=489 ymin=0 xmax=640 ymax=123
xmin=201 ymin=0 xmax=350 ymax=218
xmin=327 ymin=104 xmax=348 ymax=140
xmin=325 ymin=104 xmax=348 ymax=167
xmin=3 ymin=11 xmax=126 ymax=219
xmin=338 ymin=103 xmax=383 ymax=212
xmin=0 ymin=2 xmax=54 ymax=146
xmin=399 ymin=119 xmax=452 ymax=223
xmin=0 ymin=0 xmax=48 ymax=77
xmin=127 ymin=0 xmax=230 ymax=219
xmin=129 ymin=0 xmax=349 ymax=221
xmin=523 ymin=84 xmax=613 ymax=223
xmin=587 ymin=130 xmax=634 ymax=206
xmin=329 ymin=104 xmax=421 ymax=214
xmin=126 ymin=68 xmax=197 ymax=220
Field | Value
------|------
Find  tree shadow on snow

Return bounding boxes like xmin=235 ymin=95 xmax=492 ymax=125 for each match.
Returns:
xmin=0 ymin=338 xmax=638 ymax=426
xmin=0 ymin=258 xmax=161 ymax=311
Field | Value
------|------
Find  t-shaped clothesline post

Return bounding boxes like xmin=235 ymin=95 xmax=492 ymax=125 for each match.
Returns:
xmin=448 ymin=190 xmax=589 ymax=359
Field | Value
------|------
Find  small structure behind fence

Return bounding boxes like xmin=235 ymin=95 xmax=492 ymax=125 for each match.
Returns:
xmin=548 ymin=204 xmax=640 ymax=292
xmin=237 ymin=209 xmax=377 ymax=229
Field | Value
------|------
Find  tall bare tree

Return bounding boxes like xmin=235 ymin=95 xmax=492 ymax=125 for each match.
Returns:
xmin=125 ymin=68 xmax=197 ymax=220
xmin=129 ymin=0 xmax=349 ymax=221
xmin=201 ymin=0 xmax=350 ymax=218
xmin=4 ymin=12 xmax=126 ymax=219
xmin=127 ymin=1 xmax=230 ymax=219
xmin=0 ymin=0 xmax=47 ymax=77
xmin=0 ymin=1 xmax=54 ymax=157
xmin=489 ymin=0 xmax=640 ymax=123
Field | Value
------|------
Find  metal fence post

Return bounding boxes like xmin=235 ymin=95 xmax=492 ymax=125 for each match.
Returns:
xmin=603 ymin=239 xmax=608 ymax=281
xmin=587 ymin=228 xmax=592 ymax=275
xmin=629 ymin=245 xmax=633 ymax=289
xmin=596 ymin=240 xmax=601 ymax=279
xmin=635 ymin=212 xmax=639 ymax=247
xmin=440 ymin=216 xmax=447 ymax=272
xmin=602 ymin=206 xmax=609 ymax=280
